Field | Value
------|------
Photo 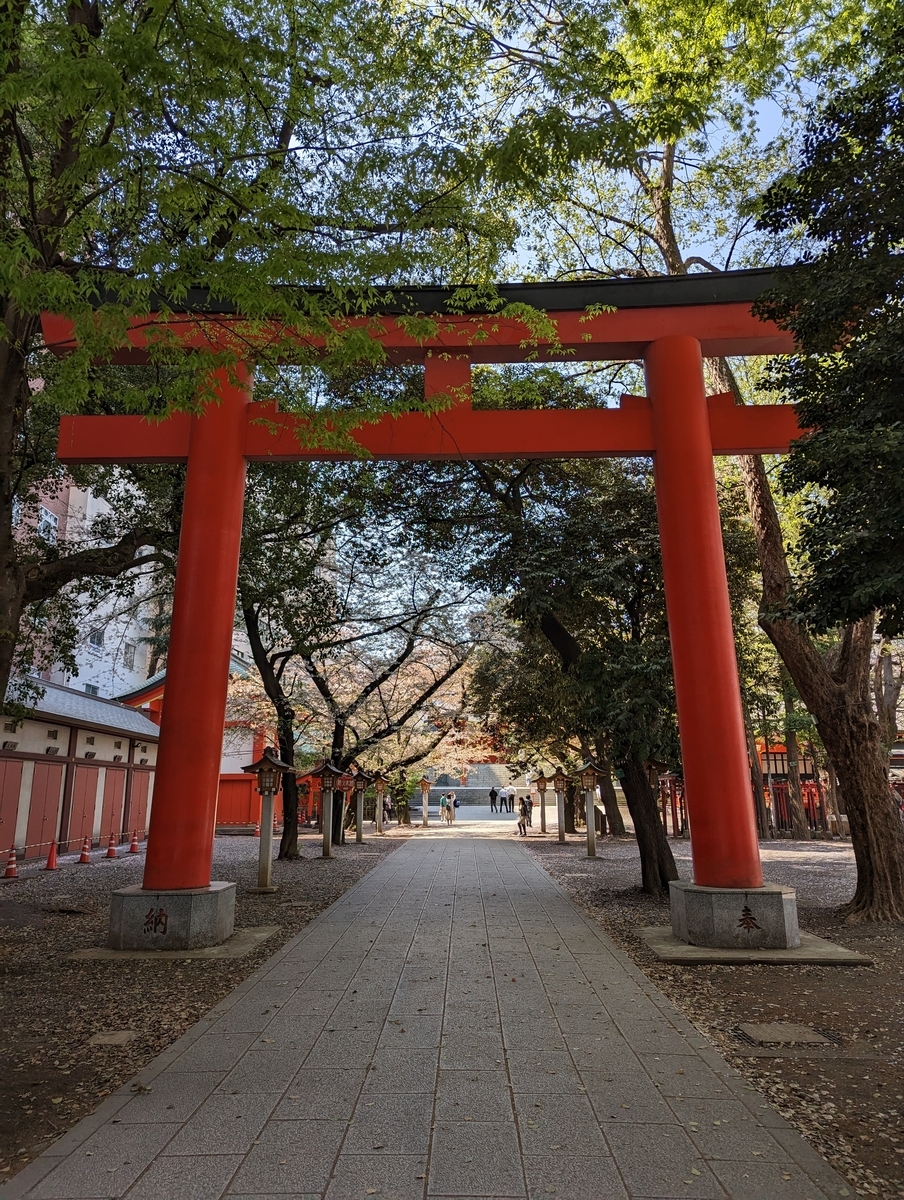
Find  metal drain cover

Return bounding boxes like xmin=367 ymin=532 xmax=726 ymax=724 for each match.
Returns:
xmin=738 ymin=1022 xmax=831 ymax=1046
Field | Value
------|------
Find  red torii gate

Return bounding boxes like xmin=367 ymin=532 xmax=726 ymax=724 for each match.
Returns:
xmin=45 ymin=269 xmax=802 ymax=949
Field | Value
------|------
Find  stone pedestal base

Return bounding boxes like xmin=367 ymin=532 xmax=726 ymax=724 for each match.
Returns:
xmin=670 ymin=880 xmax=800 ymax=950
xmin=108 ymin=882 xmax=236 ymax=951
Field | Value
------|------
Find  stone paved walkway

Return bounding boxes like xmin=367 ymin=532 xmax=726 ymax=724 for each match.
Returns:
xmin=5 ymin=837 xmax=850 ymax=1200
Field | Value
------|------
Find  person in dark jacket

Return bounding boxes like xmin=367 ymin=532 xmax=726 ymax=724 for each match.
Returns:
xmin=517 ymin=796 xmax=528 ymax=836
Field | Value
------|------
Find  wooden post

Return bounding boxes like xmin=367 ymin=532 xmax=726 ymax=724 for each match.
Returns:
xmin=257 ymin=791 xmax=276 ymax=890
xmin=586 ymin=789 xmax=597 ymax=858
xmin=322 ymin=788 xmax=333 ymax=858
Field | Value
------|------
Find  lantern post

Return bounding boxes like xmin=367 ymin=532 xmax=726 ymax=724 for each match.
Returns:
xmin=309 ymin=761 xmax=345 ymax=859
xmin=553 ymin=766 xmax=567 ymax=844
xmin=353 ymin=770 xmax=372 ymax=844
xmin=534 ymin=771 xmax=549 ymax=834
xmin=577 ymin=759 xmax=600 ymax=858
xmin=418 ymin=776 xmax=431 ymax=827
xmin=242 ymin=747 xmax=295 ymax=892
xmin=373 ymin=772 xmax=388 ymax=834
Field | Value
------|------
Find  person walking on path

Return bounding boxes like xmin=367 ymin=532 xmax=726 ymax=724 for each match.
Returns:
xmin=497 ymin=786 xmax=507 ymax=814
xmin=439 ymin=794 xmax=450 ymax=825
xmin=517 ymin=796 xmax=528 ymax=835
xmin=448 ymin=791 xmax=457 ymax=821
xmin=526 ymin=794 xmax=533 ymax=826
xmin=489 ymin=787 xmax=498 ymax=813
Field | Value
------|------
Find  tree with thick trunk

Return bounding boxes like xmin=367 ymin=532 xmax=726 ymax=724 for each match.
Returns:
xmin=0 ymin=0 xmax=503 ymax=707
xmin=548 ymin=130 xmax=904 ymax=918
xmin=735 ymin=443 xmax=904 ymax=920
xmin=618 ymin=755 xmax=679 ymax=895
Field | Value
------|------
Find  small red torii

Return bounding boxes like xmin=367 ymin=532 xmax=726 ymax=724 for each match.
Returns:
xmin=45 ymin=272 xmax=801 ymax=942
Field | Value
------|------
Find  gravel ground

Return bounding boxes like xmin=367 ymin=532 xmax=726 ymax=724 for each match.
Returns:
xmin=0 ymin=827 xmax=410 ymax=1178
xmin=523 ymin=834 xmax=904 ymax=1200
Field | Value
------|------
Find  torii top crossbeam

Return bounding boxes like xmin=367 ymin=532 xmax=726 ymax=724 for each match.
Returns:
xmin=50 ymin=268 xmax=796 ymax=463
xmin=46 ymin=268 xmax=801 ymax=914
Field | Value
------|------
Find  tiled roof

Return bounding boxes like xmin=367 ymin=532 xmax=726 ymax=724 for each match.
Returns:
xmin=116 ymin=654 xmax=249 ymax=703
xmin=115 ymin=668 xmax=166 ymax=702
xmin=21 ymin=680 xmax=160 ymax=738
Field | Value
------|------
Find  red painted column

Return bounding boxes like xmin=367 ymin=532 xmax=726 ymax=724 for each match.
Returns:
xmin=645 ymin=336 xmax=763 ymax=889
xmin=143 ymin=365 xmax=251 ymax=890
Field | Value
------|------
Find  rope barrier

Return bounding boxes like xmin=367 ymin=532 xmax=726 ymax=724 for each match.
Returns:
xmin=3 ymin=829 xmax=151 ymax=865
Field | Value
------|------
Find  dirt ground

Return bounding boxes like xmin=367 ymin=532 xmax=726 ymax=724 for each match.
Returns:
xmin=524 ymin=836 xmax=904 ymax=1200
xmin=0 ymin=830 xmax=408 ymax=1179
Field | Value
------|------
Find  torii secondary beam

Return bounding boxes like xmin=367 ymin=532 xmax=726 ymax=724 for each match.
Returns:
xmin=58 ymin=391 xmax=801 ymax=464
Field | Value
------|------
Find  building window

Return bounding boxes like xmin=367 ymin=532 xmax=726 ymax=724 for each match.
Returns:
xmin=37 ymin=506 xmax=58 ymax=543
xmin=123 ymin=643 xmax=136 ymax=670
xmin=84 ymin=684 xmax=99 ymax=696
xmin=88 ymin=628 xmax=104 ymax=651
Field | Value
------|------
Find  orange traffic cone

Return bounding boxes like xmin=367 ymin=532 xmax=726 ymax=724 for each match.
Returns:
xmin=43 ymin=840 xmax=59 ymax=871
xmin=128 ymin=831 xmax=140 ymax=853
xmin=3 ymin=846 xmax=18 ymax=879
xmin=77 ymin=836 xmax=91 ymax=864
xmin=253 ymin=822 xmax=260 ymax=837
xmin=105 ymin=833 xmax=117 ymax=859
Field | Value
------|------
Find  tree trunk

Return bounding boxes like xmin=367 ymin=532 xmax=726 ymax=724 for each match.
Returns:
xmin=619 ymin=753 xmax=679 ymax=897
xmin=826 ymin=757 xmax=843 ymax=829
xmin=732 ymin=440 xmax=904 ymax=920
xmin=780 ymin=674 xmax=810 ymax=841
xmin=594 ymin=745 xmax=627 ymax=835
xmin=0 ymin=313 xmax=34 ymax=709
xmin=873 ymin=641 xmax=902 ymax=751
xmin=743 ymin=699 xmax=771 ymax=839
xmin=276 ymin=713 xmax=299 ymax=860
xmin=817 ymin=700 xmax=904 ymax=920
xmin=563 ymin=780 xmax=577 ymax=834
xmin=331 ymin=718 xmax=346 ymax=766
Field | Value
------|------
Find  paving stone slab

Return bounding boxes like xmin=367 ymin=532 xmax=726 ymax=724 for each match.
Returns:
xmin=522 ymin=1154 xmax=628 ymax=1200
xmin=226 ymin=1119 xmax=345 ymax=1195
xmin=27 ymin=1123 xmax=182 ymax=1200
xmin=122 ymin=1153 xmax=243 ymax=1200
xmin=324 ymin=1153 xmax=429 ymax=1200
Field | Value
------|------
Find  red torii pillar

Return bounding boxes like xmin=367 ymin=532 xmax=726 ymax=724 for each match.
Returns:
xmin=53 ymin=318 xmax=802 ymax=950
xmin=645 ymin=337 xmax=762 ymax=890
